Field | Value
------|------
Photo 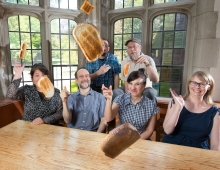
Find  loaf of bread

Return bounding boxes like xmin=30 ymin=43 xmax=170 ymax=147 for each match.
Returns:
xmin=72 ymin=22 xmax=103 ymax=62
xmin=18 ymin=43 xmax=27 ymax=60
xmin=122 ymin=62 xmax=130 ymax=77
xmin=80 ymin=0 xmax=94 ymax=15
xmin=101 ymin=123 xmax=140 ymax=158
xmin=37 ymin=76 xmax=55 ymax=98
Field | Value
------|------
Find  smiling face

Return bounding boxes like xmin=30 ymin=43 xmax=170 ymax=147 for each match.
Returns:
xmin=75 ymin=69 xmax=91 ymax=89
xmin=128 ymin=77 xmax=146 ymax=97
xmin=32 ymin=69 xmax=45 ymax=88
xmin=126 ymin=41 xmax=142 ymax=61
xmin=188 ymin=76 xmax=210 ymax=98
xmin=102 ymin=40 xmax=110 ymax=56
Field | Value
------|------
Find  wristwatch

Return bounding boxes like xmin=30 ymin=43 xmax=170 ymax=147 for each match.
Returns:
xmin=145 ymin=63 xmax=150 ymax=67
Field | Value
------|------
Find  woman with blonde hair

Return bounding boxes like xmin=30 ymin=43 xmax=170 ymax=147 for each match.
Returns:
xmin=163 ymin=71 xmax=219 ymax=150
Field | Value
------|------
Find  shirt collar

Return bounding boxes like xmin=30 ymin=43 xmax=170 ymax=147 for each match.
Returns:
xmin=76 ymin=88 xmax=93 ymax=96
xmin=124 ymin=92 xmax=145 ymax=107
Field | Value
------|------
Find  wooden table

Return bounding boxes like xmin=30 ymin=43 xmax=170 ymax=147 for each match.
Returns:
xmin=0 ymin=120 xmax=220 ymax=170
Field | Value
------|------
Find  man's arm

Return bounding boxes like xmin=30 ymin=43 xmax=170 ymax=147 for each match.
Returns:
xmin=114 ymin=74 xmax=119 ymax=89
xmin=97 ymin=117 xmax=106 ymax=133
xmin=60 ymin=89 xmax=72 ymax=124
xmin=90 ymin=65 xmax=111 ymax=80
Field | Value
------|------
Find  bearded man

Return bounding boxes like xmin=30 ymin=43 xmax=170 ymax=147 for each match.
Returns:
xmin=113 ymin=38 xmax=159 ymax=101
xmin=60 ymin=67 xmax=106 ymax=132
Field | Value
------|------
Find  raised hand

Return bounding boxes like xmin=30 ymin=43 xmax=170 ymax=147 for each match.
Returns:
xmin=13 ymin=59 xmax=25 ymax=80
xmin=170 ymin=88 xmax=185 ymax=109
xmin=102 ymin=84 xmax=113 ymax=100
xmin=136 ymin=55 xmax=148 ymax=64
xmin=60 ymin=86 xmax=69 ymax=102
xmin=98 ymin=64 xmax=111 ymax=75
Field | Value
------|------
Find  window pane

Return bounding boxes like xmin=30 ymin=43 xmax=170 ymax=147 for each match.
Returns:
xmin=51 ymin=19 xmax=60 ymax=33
xmin=153 ymin=15 xmax=164 ymax=31
xmin=124 ymin=18 xmax=132 ymax=33
xmin=32 ymin=50 xmax=42 ymax=63
xmin=31 ymin=33 xmax=41 ymax=49
xmin=69 ymin=20 xmax=77 ymax=34
xmin=154 ymin=0 xmax=164 ymax=4
xmin=160 ymin=82 xmax=170 ymax=97
xmin=152 ymin=32 xmax=163 ymax=48
xmin=6 ymin=0 xmax=17 ymax=3
xmin=170 ymin=83 xmax=181 ymax=94
xmin=151 ymin=49 xmax=162 ymax=65
xmin=174 ymin=31 xmax=186 ymax=48
xmin=166 ymin=0 xmax=176 ymax=2
xmin=20 ymin=33 xmax=31 ymax=49
xmin=163 ymin=32 xmax=174 ymax=48
xmin=62 ymin=66 xmax=70 ymax=79
xmin=114 ymin=20 xmax=123 ymax=34
xmin=133 ymin=34 xmax=142 ymax=44
xmin=18 ymin=0 xmax=28 ymax=5
xmin=61 ymin=35 xmax=69 ymax=49
xmin=54 ymin=80 xmax=62 ymax=91
xmin=173 ymin=49 xmax=185 ymax=65
xmin=133 ymin=18 xmax=142 ymax=33
xmin=162 ymin=49 xmax=172 ymax=65
xmin=54 ymin=67 xmax=62 ymax=79
xmin=69 ymin=0 xmax=77 ymax=10
xmin=134 ymin=0 xmax=143 ymax=6
xmin=51 ymin=34 xmax=60 ymax=49
xmin=71 ymin=80 xmax=78 ymax=93
xmin=9 ymin=32 xmax=20 ymax=49
xmin=24 ymin=50 xmax=32 ymax=65
xmin=160 ymin=67 xmax=171 ymax=81
xmin=171 ymin=67 xmax=182 ymax=81
xmin=8 ymin=16 xmax=19 ymax=31
xmin=60 ymin=0 xmax=68 ymax=9
xmin=114 ymin=50 xmax=123 ymax=62
xmin=70 ymin=36 xmax=77 ymax=50
xmin=176 ymin=13 xmax=188 ymax=30
xmin=124 ymin=0 xmax=132 ymax=8
xmin=70 ymin=51 xmax=78 ymax=64
xmin=114 ymin=35 xmax=123 ymax=49
xmin=50 ymin=0 xmax=59 ymax=8
xmin=115 ymin=0 xmax=123 ymax=9
xmin=31 ymin=17 xmax=40 ymax=32
xmin=60 ymin=19 xmax=69 ymax=34
xmin=23 ymin=67 xmax=32 ymax=82
xmin=20 ymin=16 xmax=30 ymax=32
xmin=61 ymin=51 xmax=69 ymax=64
xmin=52 ymin=50 xmax=61 ymax=65
xmin=29 ymin=0 xmax=39 ymax=6
xmin=10 ymin=50 xmax=20 ymax=62
xmin=123 ymin=34 xmax=132 ymax=45
xmin=164 ymin=14 xmax=175 ymax=31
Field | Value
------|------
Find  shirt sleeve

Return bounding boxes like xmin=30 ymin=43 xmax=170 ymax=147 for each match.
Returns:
xmin=147 ymin=56 xmax=157 ymax=72
xmin=120 ymin=59 xmax=127 ymax=81
xmin=6 ymin=78 xmax=25 ymax=101
xmin=98 ymin=95 xmax=106 ymax=118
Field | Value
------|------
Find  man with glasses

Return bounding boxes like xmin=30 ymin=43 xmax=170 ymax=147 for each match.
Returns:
xmin=113 ymin=38 xmax=159 ymax=101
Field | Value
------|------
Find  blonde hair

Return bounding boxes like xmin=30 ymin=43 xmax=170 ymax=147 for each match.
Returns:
xmin=183 ymin=71 xmax=214 ymax=105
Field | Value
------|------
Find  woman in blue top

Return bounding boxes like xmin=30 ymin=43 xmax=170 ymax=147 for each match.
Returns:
xmin=102 ymin=68 xmax=159 ymax=140
xmin=163 ymin=71 xmax=219 ymax=150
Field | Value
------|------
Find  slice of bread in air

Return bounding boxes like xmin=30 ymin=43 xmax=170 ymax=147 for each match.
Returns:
xmin=122 ymin=62 xmax=130 ymax=77
xmin=37 ymin=76 xmax=55 ymax=98
xmin=19 ymin=43 xmax=27 ymax=60
xmin=80 ymin=0 xmax=94 ymax=15
xmin=100 ymin=123 xmax=140 ymax=158
xmin=72 ymin=22 xmax=103 ymax=62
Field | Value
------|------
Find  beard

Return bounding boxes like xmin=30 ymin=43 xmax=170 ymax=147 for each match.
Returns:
xmin=79 ymin=81 xmax=90 ymax=89
xmin=128 ymin=52 xmax=141 ymax=61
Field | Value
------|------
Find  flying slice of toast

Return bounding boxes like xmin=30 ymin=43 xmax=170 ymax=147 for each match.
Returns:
xmin=37 ymin=76 xmax=55 ymax=98
xmin=122 ymin=62 xmax=130 ymax=77
xmin=80 ymin=0 xmax=94 ymax=15
xmin=19 ymin=43 xmax=27 ymax=60
xmin=72 ymin=22 xmax=103 ymax=62
xmin=100 ymin=123 xmax=140 ymax=158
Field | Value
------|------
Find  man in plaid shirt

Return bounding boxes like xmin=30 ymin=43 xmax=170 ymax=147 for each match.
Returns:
xmin=86 ymin=38 xmax=121 ymax=93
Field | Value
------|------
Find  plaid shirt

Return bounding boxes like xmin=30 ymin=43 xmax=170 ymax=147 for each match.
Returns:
xmin=86 ymin=53 xmax=121 ymax=87
xmin=114 ymin=92 xmax=159 ymax=134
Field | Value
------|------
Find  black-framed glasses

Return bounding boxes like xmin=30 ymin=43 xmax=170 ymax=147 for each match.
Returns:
xmin=190 ymin=81 xmax=209 ymax=88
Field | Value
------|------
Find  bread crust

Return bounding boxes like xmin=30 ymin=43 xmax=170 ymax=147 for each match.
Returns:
xmin=122 ymin=62 xmax=130 ymax=77
xmin=101 ymin=123 xmax=140 ymax=158
xmin=19 ymin=43 xmax=27 ymax=60
xmin=72 ymin=22 xmax=103 ymax=62
xmin=37 ymin=76 xmax=55 ymax=98
xmin=80 ymin=0 xmax=94 ymax=15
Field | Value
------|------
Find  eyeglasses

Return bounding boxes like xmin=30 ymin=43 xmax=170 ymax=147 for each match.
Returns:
xmin=190 ymin=81 xmax=209 ymax=88
xmin=127 ymin=45 xmax=140 ymax=50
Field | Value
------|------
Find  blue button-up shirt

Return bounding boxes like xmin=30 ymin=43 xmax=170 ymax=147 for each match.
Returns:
xmin=67 ymin=89 xmax=106 ymax=131
xmin=86 ymin=53 xmax=121 ymax=87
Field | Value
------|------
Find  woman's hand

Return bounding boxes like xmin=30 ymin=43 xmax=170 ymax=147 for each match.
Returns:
xmin=102 ymin=84 xmax=112 ymax=100
xmin=13 ymin=59 xmax=25 ymax=80
xmin=32 ymin=117 xmax=45 ymax=125
xmin=60 ymin=86 xmax=69 ymax=103
xmin=170 ymin=88 xmax=185 ymax=109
